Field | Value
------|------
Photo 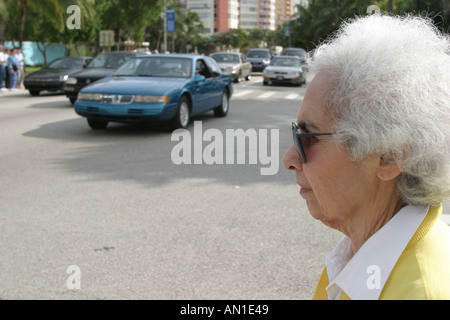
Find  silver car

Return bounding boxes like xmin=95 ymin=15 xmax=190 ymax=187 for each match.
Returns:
xmin=263 ymin=56 xmax=306 ymax=87
xmin=210 ymin=52 xmax=252 ymax=83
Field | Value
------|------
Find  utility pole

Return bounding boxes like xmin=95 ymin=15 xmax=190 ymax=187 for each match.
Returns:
xmin=163 ymin=0 xmax=167 ymax=53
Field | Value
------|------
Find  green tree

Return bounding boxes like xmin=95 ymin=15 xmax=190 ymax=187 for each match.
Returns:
xmin=289 ymin=0 xmax=372 ymax=50
xmin=2 ymin=0 xmax=94 ymax=48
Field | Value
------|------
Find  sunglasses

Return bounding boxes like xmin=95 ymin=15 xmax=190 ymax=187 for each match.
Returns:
xmin=291 ymin=121 xmax=334 ymax=163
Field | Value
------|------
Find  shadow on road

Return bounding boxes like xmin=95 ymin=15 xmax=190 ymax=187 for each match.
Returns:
xmin=22 ymin=99 xmax=298 ymax=189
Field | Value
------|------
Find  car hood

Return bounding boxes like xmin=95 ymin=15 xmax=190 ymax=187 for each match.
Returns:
xmin=70 ymin=68 xmax=115 ymax=79
xmin=81 ymin=76 xmax=189 ymax=95
xmin=216 ymin=62 xmax=239 ymax=68
xmin=25 ymin=68 xmax=80 ymax=79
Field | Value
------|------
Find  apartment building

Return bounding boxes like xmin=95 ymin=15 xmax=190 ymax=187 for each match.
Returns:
xmin=179 ymin=0 xmax=305 ymax=35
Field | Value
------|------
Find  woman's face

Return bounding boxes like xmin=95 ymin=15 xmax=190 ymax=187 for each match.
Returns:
xmin=282 ymin=72 xmax=381 ymax=231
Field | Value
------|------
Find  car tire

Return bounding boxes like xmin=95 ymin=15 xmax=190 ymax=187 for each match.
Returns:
xmin=171 ymin=95 xmax=190 ymax=130
xmin=234 ymin=71 xmax=241 ymax=83
xmin=263 ymin=80 xmax=268 ymax=86
xmin=87 ymin=118 xmax=108 ymax=130
xmin=245 ymin=73 xmax=251 ymax=81
xmin=69 ymin=97 xmax=77 ymax=105
xmin=29 ymin=90 xmax=40 ymax=96
xmin=214 ymin=89 xmax=229 ymax=117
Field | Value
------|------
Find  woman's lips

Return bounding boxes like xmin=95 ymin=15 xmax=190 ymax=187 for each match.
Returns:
xmin=297 ymin=182 xmax=312 ymax=196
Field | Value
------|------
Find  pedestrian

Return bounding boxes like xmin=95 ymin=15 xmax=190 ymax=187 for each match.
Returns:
xmin=7 ymin=47 xmax=19 ymax=91
xmin=0 ymin=44 xmax=7 ymax=92
xmin=282 ymin=14 xmax=450 ymax=300
xmin=14 ymin=47 xmax=25 ymax=89
xmin=2 ymin=47 xmax=10 ymax=90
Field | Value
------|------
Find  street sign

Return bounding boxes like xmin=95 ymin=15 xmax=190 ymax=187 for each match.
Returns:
xmin=166 ymin=10 xmax=175 ymax=33
xmin=100 ymin=30 xmax=115 ymax=47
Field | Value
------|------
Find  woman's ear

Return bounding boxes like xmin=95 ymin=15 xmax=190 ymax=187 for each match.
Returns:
xmin=376 ymin=153 xmax=403 ymax=181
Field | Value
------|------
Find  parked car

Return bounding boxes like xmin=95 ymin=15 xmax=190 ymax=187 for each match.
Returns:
xmin=24 ymin=56 xmax=93 ymax=96
xmin=246 ymin=48 xmax=272 ymax=72
xmin=210 ymin=52 xmax=252 ymax=83
xmin=263 ymin=56 xmax=305 ymax=86
xmin=74 ymin=54 xmax=233 ymax=130
xmin=65 ymin=51 xmax=137 ymax=104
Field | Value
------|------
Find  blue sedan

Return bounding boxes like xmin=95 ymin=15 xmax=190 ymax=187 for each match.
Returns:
xmin=74 ymin=54 xmax=233 ymax=130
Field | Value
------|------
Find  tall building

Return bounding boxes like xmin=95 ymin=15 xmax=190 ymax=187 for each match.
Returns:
xmin=275 ymin=0 xmax=309 ymax=29
xmin=181 ymin=0 xmax=303 ymax=35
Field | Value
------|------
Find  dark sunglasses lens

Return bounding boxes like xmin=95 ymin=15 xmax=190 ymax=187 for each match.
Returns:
xmin=292 ymin=126 xmax=306 ymax=163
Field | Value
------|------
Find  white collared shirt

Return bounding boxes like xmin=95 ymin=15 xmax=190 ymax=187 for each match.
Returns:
xmin=325 ymin=204 xmax=429 ymax=300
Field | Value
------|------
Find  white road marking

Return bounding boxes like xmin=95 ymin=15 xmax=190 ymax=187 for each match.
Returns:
xmin=259 ymin=91 xmax=276 ymax=99
xmin=285 ymin=93 xmax=299 ymax=100
xmin=232 ymin=90 xmax=252 ymax=97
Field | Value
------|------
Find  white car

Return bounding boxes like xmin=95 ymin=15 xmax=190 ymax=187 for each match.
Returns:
xmin=263 ymin=56 xmax=305 ymax=87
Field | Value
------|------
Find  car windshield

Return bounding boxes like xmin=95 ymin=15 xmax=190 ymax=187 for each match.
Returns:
xmin=282 ymin=49 xmax=307 ymax=59
xmin=270 ymin=57 xmax=301 ymax=67
xmin=211 ymin=54 xmax=240 ymax=63
xmin=113 ymin=57 xmax=193 ymax=78
xmin=247 ymin=50 xmax=270 ymax=58
xmin=88 ymin=53 xmax=133 ymax=69
xmin=49 ymin=58 xmax=84 ymax=69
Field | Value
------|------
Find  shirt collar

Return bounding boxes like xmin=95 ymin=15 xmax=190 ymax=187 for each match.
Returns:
xmin=325 ymin=204 xmax=429 ymax=300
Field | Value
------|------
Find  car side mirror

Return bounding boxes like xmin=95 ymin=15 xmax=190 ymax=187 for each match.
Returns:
xmin=194 ymin=74 xmax=205 ymax=83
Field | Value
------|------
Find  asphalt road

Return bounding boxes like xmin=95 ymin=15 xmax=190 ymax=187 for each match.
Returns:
xmin=0 ymin=76 xmax=448 ymax=300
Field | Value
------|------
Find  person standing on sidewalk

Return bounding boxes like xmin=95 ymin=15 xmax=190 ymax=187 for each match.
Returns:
xmin=3 ymin=47 xmax=10 ymax=89
xmin=7 ymin=48 xmax=19 ymax=91
xmin=14 ymin=47 xmax=25 ymax=89
xmin=0 ymin=44 xmax=6 ymax=92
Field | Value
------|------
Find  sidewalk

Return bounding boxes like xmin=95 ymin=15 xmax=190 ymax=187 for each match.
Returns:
xmin=0 ymin=87 xmax=29 ymax=96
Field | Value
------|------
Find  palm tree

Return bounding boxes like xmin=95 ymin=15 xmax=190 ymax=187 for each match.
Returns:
xmin=2 ymin=0 xmax=94 ymax=48
xmin=176 ymin=10 xmax=204 ymax=53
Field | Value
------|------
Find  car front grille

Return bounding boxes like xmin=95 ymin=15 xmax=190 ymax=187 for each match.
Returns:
xmin=100 ymin=94 xmax=134 ymax=105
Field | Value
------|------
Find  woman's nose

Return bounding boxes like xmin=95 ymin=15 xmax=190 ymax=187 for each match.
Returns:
xmin=282 ymin=144 xmax=303 ymax=171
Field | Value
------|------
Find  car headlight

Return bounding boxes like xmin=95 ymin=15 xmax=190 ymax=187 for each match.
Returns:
xmin=66 ymin=77 xmax=77 ymax=85
xmin=263 ymin=60 xmax=271 ymax=65
xmin=134 ymin=95 xmax=169 ymax=103
xmin=78 ymin=92 xmax=101 ymax=100
xmin=60 ymin=75 xmax=69 ymax=82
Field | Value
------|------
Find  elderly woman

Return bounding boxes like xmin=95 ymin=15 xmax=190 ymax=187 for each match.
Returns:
xmin=282 ymin=14 xmax=450 ymax=300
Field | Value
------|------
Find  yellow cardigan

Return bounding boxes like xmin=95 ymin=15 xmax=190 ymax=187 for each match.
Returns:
xmin=312 ymin=205 xmax=450 ymax=300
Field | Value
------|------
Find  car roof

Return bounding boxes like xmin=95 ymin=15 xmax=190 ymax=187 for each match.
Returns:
xmin=211 ymin=52 xmax=239 ymax=54
xmin=282 ymin=47 xmax=306 ymax=51
xmin=274 ymin=55 xmax=301 ymax=59
xmin=135 ymin=53 xmax=207 ymax=59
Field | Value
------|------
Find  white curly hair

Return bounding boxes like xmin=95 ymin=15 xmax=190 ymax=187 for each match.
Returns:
xmin=306 ymin=14 xmax=450 ymax=206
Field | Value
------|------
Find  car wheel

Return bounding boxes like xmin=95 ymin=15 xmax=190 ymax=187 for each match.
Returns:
xmin=69 ymin=97 xmax=77 ymax=105
xmin=29 ymin=90 xmax=40 ymax=96
xmin=214 ymin=89 xmax=229 ymax=117
xmin=234 ymin=71 xmax=241 ymax=83
xmin=171 ymin=95 xmax=190 ymax=130
xmin=87 ymin=118 xmax=108 ymax=130
xmin=245 ymin=73 xmax=251 ymax=81
xmin=263 ymin=80 xmax=268 ymax=86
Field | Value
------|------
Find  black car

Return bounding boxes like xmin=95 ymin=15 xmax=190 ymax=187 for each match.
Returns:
xmin=24 ymin=56 xmax=93 ymax=96
xmin=64 ymin=51 xmax=137 ymax=104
